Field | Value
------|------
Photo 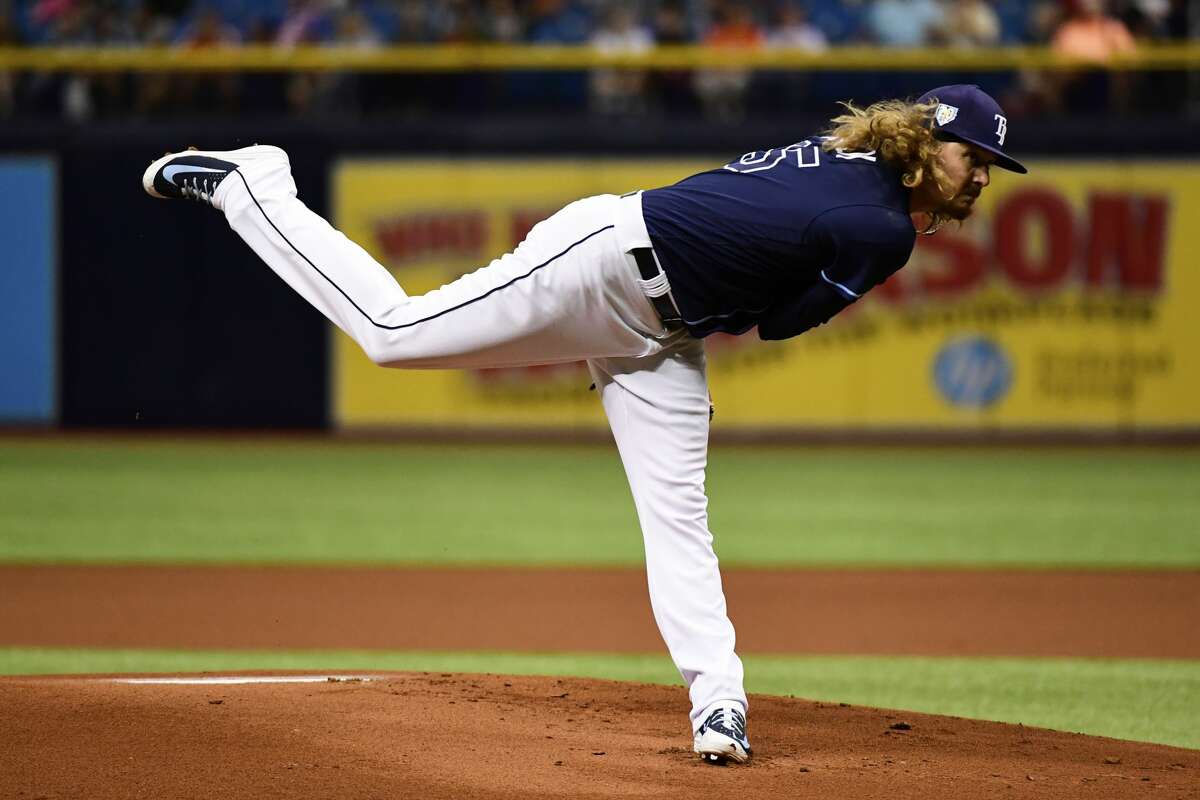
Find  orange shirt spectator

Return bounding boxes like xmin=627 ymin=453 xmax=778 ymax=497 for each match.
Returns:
xmin=693 ymin=3 xmax=763 ymax=121
xmin=1052 ymin=0 xmax=1135 ymax=64
xmin=705 ymin=4 xmax=764 ymax=48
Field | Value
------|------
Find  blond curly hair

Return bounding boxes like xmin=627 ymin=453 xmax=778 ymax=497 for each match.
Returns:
xmin=822 ymin=98 xmax=952 ymax=230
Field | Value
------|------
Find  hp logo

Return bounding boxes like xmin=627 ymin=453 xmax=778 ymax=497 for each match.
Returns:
xmin=933 ymin=336 xmax=1013 ymax=409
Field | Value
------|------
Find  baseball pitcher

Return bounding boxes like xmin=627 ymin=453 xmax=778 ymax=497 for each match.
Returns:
xmin=143 ymin=84 xmax=1025 ymax=764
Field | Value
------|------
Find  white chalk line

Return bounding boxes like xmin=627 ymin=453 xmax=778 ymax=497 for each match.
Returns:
xmin=107 ymin=675 xmax=378 ymax=685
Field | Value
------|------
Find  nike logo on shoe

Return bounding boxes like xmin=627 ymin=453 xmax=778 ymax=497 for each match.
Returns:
xmin=164 ymin=164 xmax=230 ymax=186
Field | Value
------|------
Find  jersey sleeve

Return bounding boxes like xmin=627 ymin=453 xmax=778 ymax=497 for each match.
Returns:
xmin=757 ymin=205 xmax=915 ymax=341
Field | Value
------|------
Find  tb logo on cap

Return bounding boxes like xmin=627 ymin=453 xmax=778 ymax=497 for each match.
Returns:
xmin=994 ymin=114 xmax=1008 ymax=146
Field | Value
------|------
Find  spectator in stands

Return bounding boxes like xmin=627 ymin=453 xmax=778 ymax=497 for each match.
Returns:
xmin=766 ymin=2 xmax=827 ymax=51
xmin=1052 ymin=0 xmax=1136 ymax=61
xmin=589 ymin=5 xmax=654 ymax=116
xmin=173 ymin=5 xmax=241 ymax=114
xmin=1137 ymin=0 xmax=1188 ymax=106
xmin=231 ymin=13 xmax=289 ymax=117
xmin=5 ymin=0 xmax=1182 ymax=121
xmin=1025 ymin=0 xmax=1065 ymax=43
xmin=176 ymin=5 xmax=241 ymax=47
xmin=392 ymin=0 xmax=432 ymax=43
xmin=1101 ymin=0 xmax=1185 ymax=111
xmin=936 ymin=0 xmax=1001 ymax=47
xmin=274 ymin=0 xmax=336 ymax=114
xmin=434 ymin=0 xmax=485 ymax=43
xmin=762 ymin=3 xmax=825 ymax=110
xmin=519 ymin=0 xmax=591 ymax=109
xmin=653 ymin=0 xmax=693 ymax=45
xmin=1049 ymin=0 xmax=1137 ymax=111
xmin=693 ymin=1 xmax=763 ymax=121
xmin=864 ymin=0 xmax=941 ymax=46
xmin=333 ymin=6 xmax=383 ymax=49
xmin=130 ymin=0 xmax=182 ymax=44
xmin=591 ymin=5 xmax=655 ymax=53
xmin=276 ymin=0 xmax=330 ymax=48
xmin=1005 ymin=0 xmax=1064 ymax=112
xmin=647 ymin=1 xmax=694 ymax=113
xmin=1111 ymin=0 xmax=1179 ymax=39
xmin=36 ymin=0 xmax=184 ymax=117
xmin=526 ymin=0 xmax=590 ymax=44
xmin=128 ymin=1 xmax=181 ymax=115
xmin=482 ymin=0 xmax=524 ymax=42
xmin=24 ymin=0 xmax=122 ymax=119
xmin=702 ymin=3 xmax=765 ymax=49
xmin=295 ymin=6 xmax=382 ymax=115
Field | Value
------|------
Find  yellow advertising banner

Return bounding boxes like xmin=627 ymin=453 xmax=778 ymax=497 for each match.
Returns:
xmin=332 ymin=159 xmax=1199 ymax=431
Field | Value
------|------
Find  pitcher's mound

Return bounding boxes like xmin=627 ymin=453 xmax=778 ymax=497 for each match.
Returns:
xmin=3 ymin=671 xmax=1195 ymax=799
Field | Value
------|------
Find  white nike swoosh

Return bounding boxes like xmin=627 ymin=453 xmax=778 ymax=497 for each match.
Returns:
xmin=163 ymin=164 xmax=229 ymax=186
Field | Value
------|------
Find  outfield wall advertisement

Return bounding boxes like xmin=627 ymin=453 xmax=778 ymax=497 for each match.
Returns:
xmin=332 ymin=159 xmax=1199 ymax=432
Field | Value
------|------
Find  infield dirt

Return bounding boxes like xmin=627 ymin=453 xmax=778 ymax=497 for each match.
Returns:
xmin=3 ymin=671 xmax=1197 ymax=799
xmin=3 ymin=565 xmax=1198 ymax=798
xmin=3 ymin=565 xmax=1198 ymax=657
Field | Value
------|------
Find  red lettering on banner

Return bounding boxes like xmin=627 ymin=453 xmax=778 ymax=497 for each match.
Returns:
xmin=510 ymin=209 xmax=555 ymax=248
xmin=1085 ymin=193 xmax=1168 ymax=290
xmin=473 ymin=362 xmax=584 ymax=383
xmin=873 ymin=272 xmax=906 ymax=303
xmin=373 ymin=211 xmax=487 ymax=265
xmin=915 ymin=233 xmax=987 ymax=295
xmin=994 ymin=189 xmax=1074 ymax=289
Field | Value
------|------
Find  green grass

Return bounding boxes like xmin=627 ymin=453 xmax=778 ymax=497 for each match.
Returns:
xmin=2 ymin=646 xmax=1196 ymax=750
xmin=2 ymin=438 xmax=1198 ymax=566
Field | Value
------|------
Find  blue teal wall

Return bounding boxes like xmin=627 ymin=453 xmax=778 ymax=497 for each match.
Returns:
xmin=0 ymin=158 xmax=56 ymax=423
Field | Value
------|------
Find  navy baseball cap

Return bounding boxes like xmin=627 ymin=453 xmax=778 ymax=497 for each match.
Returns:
xmin=918 ymin=84 xmax=1027 ymax=174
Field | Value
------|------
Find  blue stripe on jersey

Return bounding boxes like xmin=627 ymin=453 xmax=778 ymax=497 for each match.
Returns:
xmin=820 ymin=270 xmax=861 ymax=299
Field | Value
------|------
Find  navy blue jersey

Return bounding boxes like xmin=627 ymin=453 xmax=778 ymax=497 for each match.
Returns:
xmin=641 ymin=139 xmax=916 ymax=340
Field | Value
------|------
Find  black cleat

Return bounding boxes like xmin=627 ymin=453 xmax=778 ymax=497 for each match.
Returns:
xmin=693 ymin=703 xmax=752 ymax=764
xmin=143 ymin=150 xmax=239 ymax=205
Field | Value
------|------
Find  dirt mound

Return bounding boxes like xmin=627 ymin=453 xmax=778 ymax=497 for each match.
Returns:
xmin=2 ymin=672 xmax=1195 ymax=799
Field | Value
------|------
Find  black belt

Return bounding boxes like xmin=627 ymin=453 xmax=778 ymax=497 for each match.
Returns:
xmin=631 ymin=247 xmax=684 ymax=328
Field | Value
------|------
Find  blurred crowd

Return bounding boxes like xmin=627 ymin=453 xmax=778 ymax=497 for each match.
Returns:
xmin=0 ymin=0 xmax=1193 ymax=121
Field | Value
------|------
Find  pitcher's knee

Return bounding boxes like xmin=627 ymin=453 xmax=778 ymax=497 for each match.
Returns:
xmin=360 ymin=338 xmax=398 ymax=367
xmin=360 ymin=331 xmax=425 ymax=368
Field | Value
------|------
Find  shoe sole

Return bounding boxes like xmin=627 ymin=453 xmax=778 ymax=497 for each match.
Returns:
xmin=694 ymin=738 xmax=751 ymax=765
xmin=696 ymin=749 xmax=751 ymax=765
xmin=142 ymin=145 xmax=287 ymax=200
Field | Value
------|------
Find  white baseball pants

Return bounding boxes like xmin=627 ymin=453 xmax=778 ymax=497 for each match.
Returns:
xmin=212 ymin=148 xmax=747 ymax=729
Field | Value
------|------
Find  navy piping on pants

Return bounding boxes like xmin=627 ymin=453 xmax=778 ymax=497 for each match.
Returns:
xmin=235 ymin=170 xmax=616 ymax=331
